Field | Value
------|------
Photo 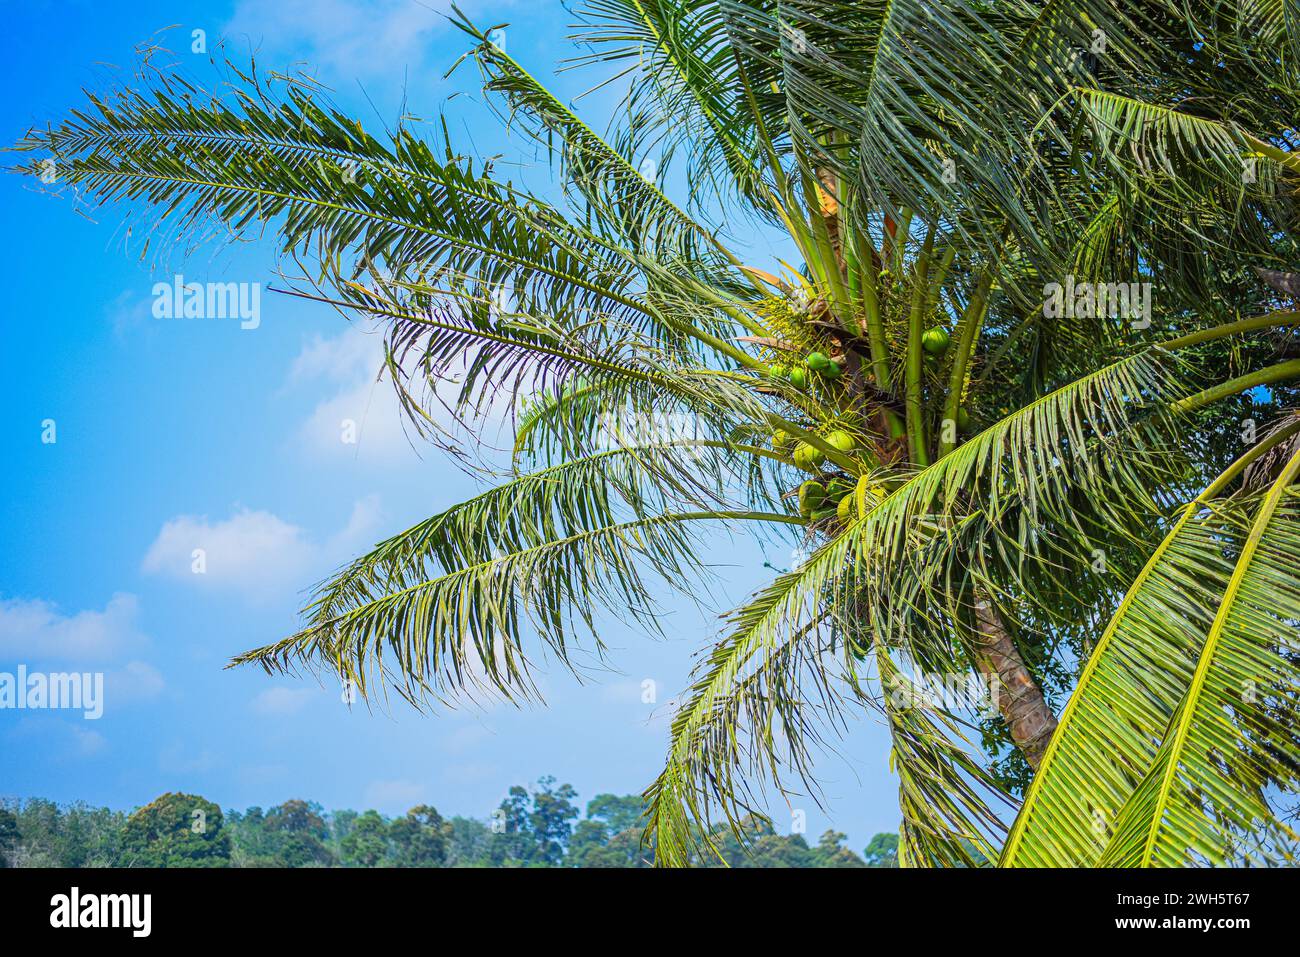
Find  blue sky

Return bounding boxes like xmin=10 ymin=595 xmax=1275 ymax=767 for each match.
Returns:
xmin=0 ymin=0 xmax=896 ymax=846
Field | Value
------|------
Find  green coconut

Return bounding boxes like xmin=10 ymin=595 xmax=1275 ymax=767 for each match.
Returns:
xmin=826 ymin=430 xmax=855 ymax=452
xmin=805 ymin=351 xmax=830 ymax=371
xmin=798 ymin=480 xmax=826 ymax=517
xmin=793 ymin=443 xmax=827 ymax=471
xmin=921 ymin=326 xmax=951 ymax=355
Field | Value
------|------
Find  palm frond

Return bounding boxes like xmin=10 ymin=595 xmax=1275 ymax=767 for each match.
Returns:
xmin=646 ymin=347 xmax=1184 ymax=864
xmin=454 ymin=10 xmax=740 ymax=269
xmin=1003 ymin=416 xmax=1300 ymax=866
xmin=233 ymin=506 xmax=801 ymax=708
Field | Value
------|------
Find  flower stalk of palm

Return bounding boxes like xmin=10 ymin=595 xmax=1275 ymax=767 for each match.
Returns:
xmin=11 ymin=0 xmax=1300 ymax=867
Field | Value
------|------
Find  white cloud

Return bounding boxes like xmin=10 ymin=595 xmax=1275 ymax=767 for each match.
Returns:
xmin=363 ymin=778 xmax=427 ymax=812
xmin=106 ymin=288 xmax=151 ymax=338
xmin=141 ymin=497 xmax=382 ymax=601
xmin=222 ymin=0 xmax=494 ymax=83
xmin=70 ymin=724 xmax=109 ymax=757
xmin=8 ymin=718 xmax=108 ymax=759
xmin=290 ymin=327 xmax=419 ymax=463
xmin=108 ymin=661 xmax=166 ymax=704
xmin=288 ymin=326 xmax=515 ymax=465
xmin=159 ymin=742 xmax=220 ymax=775
xmin=441 ymin=761 xmax=498 ymax=787
xmin=0 ymin=593 xmax=146 ymax=662
xmin=251 ymin=686 xmax=317 ymax=716
xmin=143 ymin=508 xmax=314 ymax=591
xmin=598 ymin=678 xmax=650 ymax=705
xmin=438 ymin=723 xmax=494 ymax=754
xmin=287 ymin=325 xmax=387 ymax=385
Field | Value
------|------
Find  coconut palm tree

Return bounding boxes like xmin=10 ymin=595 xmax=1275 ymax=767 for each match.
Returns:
xmin=12 ymin=0 xmax=1300 ymax=866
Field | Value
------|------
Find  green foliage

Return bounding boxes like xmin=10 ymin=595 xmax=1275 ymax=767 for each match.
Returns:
xmin=388 ymin=806 xmax=453 ymax=868
xmin=340 ymin=810 xmax=389 ymax=868
xmin=229 ymin=800 xmax=334 ymax=868
xmin=1 ymin=784 xmax=895 ymax=868
xmin=119 ymin=793 xmax=230 ymax=868
xmin=0 ymin=799 xmax=125 ymax=867
xmin=862 ymin=832 xmax=899 ymax=868
xmin=0 ymin=808 xmax=18 ymax=868
xmin=15 ymin=0 xmax=1300 ymax=869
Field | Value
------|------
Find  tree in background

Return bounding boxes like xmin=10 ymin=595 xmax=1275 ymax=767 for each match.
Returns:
xmin=812 ymin=831 xmax=866 ymax=868
xmin=328 ymin=808 xmax=360 ymax=853
xmin=261 ymin=800 xmax=335 ymax=868
xmin=119 ymin=793 xmax=230 ymax=868
xmin=568 ymin=793 xmax=653 ymax=868
xmin=388 ymin=806 xmax=453 ymax=868
xmin=1 ymin=799 xmax=124 ymax=868
xmin=528 ymin=777 xmax=580 ymax=866
xmin=0 ymin=808 xmax=18 ymax=868
xmin=229 ymin=801 xmax=337 ymax=868
xmin=1 ymin=787 xmax=897 ymax=867
xmin=339 ymin=810 xmax=389 ymax=868
xmin=862 ymin=832 xmax=899 ymax=868
xmin=482 ymin=777 xmax=582 ymax=867
xmin=445 ymin=816 xmax=493 ymax=868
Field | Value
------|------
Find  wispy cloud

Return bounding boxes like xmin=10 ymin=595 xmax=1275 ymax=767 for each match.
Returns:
xmin=107 ymin=661 xmax=166 ymax=704
xmin=220 ymin=0 xmax=506 ymax=88
xmin=0 ymin=593 xmax=147 ymax=662
xmin=288 ymin=327 xmax=420 ymax=464
xmin=363 ymin=777 xmax=427 ymax=812
xmin=141 ymin=496 xmax=382 ymax=601
xmin=288 ymin=325 xmax=516 ymax=466
xmin=251 ymin=685 xmax=318 ymax=716
xmin=8 ymin=717 xmax=109 ymax=759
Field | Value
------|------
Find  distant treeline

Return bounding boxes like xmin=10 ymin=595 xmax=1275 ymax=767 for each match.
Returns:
xmin=0 ymin=776 xmax=898 ymax=868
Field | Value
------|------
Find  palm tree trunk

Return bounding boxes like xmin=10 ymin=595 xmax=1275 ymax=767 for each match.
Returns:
xmin=972 ymin=597 xmax=1057 ymax=768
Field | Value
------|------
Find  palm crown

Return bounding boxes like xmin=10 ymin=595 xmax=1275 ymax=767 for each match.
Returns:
xmin=13 ymin=0 xmax=1300 ymax=867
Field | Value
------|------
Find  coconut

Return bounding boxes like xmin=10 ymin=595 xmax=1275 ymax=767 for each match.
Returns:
xmin=922 ymin=326 xmax=951 ymax=355
xmin=826 ymin=478 xmax=853 ymax=500
xmin=805 ymin=351 xmax=830 ymax=371
xmin=798 ymin=480 xmax=826 ymax=517
xmin=793 ymin=443 xmax=826 ymax=471
xmin=788 ymin=367 xmax=809 ymax=389
xmin=836 ymin=493 xmax=854 ymax=521
xmin=826 ymin=430 xmax=855 ymax=452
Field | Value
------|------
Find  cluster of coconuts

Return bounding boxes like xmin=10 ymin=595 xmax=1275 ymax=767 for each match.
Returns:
xmin=798 ymin=474 xmax=886 ymax=523
xmin=771 ymin=427 xmax=855 ymax=472
xmin=766 ymin=329 xmax=973 ymax=526
xmin=769 ymin=350 xmax=845 ymax=390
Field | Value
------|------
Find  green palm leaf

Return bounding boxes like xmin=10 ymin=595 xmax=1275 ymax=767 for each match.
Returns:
xmin=1003 ymin=417 xmax=1300 ymax=866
